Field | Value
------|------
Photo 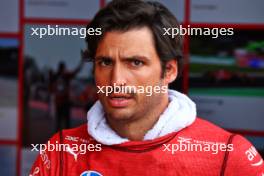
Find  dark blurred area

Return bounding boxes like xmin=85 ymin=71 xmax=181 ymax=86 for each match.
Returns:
xmin=0 ymin=47 xmax=18 ymax=77
xmin=23 ymin=56 xmax=97 ymax=146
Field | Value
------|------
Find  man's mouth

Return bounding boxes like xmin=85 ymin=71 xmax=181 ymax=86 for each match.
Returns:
xmin=108 ymin=94 xmax=133 ymax=108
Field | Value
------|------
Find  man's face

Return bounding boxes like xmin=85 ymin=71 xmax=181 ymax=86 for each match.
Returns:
xmin=94 ymin=27 xmax=169 ymax=122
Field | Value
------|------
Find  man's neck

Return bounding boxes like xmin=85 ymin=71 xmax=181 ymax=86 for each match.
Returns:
xmin=107 ymin=97 xmax=169 ymax=141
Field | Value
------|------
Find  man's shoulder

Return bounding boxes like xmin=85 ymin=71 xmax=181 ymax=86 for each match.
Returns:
xmin=182 ymin=118 xmax=264 ymax=170
xmin=180 ymin=117 xmax=232 ymax=140
xmin=182 ymin=117 xmax=254 ymax=147
xmin=48 ymin=124 xmax=93 ymax=144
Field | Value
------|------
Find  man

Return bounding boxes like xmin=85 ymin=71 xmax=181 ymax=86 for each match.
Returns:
xmin=30 ymin=1 xmax=264 ymax=175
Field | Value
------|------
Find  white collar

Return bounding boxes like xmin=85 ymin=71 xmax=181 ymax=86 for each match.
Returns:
xmin=87 ymin=89 xmax=196 ymax=145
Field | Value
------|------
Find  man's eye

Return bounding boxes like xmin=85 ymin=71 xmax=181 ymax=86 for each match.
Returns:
xmin=131 ymin=60 xmax=143 ymax=67
xmin=99 ymin=59 xmax=112 ymax=66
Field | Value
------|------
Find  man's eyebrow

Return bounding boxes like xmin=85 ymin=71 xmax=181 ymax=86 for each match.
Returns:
xmin=95 ymin=55 xmax=150 ymax=61
xmin=122 ymin=55 xmax=150 ymax=61
xmin=94 ymin=56 xmax=113 ymax=61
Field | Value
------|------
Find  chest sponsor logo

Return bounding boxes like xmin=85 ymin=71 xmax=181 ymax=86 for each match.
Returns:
xmin=65 ymin=135 xmax=94 ymax=143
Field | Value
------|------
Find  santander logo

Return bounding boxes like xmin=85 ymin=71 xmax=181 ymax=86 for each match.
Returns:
xmin=80 ymin=171 xmax=103 ymax=176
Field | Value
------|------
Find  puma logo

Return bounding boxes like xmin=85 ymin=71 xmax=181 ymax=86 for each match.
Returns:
xmin=66 ymin=146 xmax=82 ymax=162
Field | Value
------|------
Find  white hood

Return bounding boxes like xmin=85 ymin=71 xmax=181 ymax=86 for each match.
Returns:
xmin=87 ymin=89 xmax=197 ymax=145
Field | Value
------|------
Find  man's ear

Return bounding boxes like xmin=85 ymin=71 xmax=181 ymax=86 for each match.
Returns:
xmin=164 ymin=59 xmax=178 ymax=84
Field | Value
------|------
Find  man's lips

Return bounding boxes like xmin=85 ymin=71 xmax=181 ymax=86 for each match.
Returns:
xmin=109 ymin=93 xmax=133 ymax=98
xmin=107 ymin=94 xmax=133 ymax=108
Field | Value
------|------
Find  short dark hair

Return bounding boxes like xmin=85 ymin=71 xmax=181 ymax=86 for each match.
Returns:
xmin=85 ymin=0 xmax=183 ymax=77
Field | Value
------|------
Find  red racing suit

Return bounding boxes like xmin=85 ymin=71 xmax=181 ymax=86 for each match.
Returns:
xmin=30 ymin=118 xmax=264 ymax=176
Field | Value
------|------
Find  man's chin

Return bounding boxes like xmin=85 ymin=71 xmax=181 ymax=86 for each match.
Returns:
xmin=105 ymin=108 xmax=134 ymax=121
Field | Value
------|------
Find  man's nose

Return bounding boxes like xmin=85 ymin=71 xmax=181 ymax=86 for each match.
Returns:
xmin=110 ymin=63 xmax=127 ymax=86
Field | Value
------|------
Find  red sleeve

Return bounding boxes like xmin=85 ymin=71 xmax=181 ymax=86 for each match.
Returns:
xmin=29 ymin=133 xmax=61 ymax=176
xmin=225 ymin=135 xmax=264 ymax=176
